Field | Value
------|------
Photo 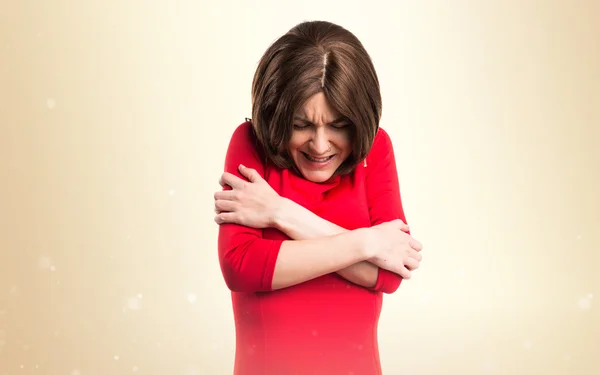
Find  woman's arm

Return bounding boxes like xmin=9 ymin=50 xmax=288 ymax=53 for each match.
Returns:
xmin=230 ymin=127 xmax=415 ymax=293
xmin=271 ymin=127 xmax=415 ymax=293
xmin=217 ymin=122 xmax=416 ymax=293
xmin=218 ymin=167 xmax=411 ymax=290
xmin=361 ymin=127 xmax=413 ymax=294
xmin=216 ymin=163 xmax=401 ymax=289
xmin=221 ymin=209 xmax=412 ymax=292
xmin=220 ymin=215 xmax=374 ymax=291
xmin=271 ymin=229 xmax=372 ymax=290
xmin=273 ymin=196 xmax=404 ymax=288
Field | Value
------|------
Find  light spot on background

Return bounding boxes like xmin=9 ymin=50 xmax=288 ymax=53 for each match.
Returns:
xmin=187 ymin=293 xmax=197 ymax=303
xmin=38 ymin=256 xmax=53 ymax=270
xmin=127 ymin=295 xmax=142 ymax=311
xmin=46 ymin=98 xmax=56 ymax=109
xmin=578 ymin=295 xmax=592 ymax=310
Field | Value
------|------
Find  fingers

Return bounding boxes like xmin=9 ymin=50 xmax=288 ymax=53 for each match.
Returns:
xmin=387 ymin=219 xmax=409 ymax=232
xmin=404 ymin=257 xmax=420 ymax=271
xmin=219 ymin=166 xmax=262 ymax=189
xmin=396 ymin=267 xmax=412 ymax=280
xmin=220 ymin=172 xmax=246 ymax=189
xmin=389 ymin=220 xmax=420 ymax=251
xmin=409 ymin=238 xmax=423 ymax=252
xmin=238 ymin=164 xmax=262 ymax=183
xmin=214 ymin=212 xmax=238 ymax=225
xmin=214 ymin=190 xmax=236 ymax=201
xmin=214 ymin=199 xmax=237 ymax=213
xmin=408 ymin=249 xmax=423 ymax=262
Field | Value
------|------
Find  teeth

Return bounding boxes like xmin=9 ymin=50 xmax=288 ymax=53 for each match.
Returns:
xmin=305 ymin=154 xmax=331 ymax=162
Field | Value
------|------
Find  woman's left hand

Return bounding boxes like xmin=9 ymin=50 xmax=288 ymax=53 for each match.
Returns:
xmin=214 ymin=164 xmax=283 ymax=228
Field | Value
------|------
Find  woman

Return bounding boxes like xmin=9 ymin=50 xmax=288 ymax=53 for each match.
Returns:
xmin=214 ymin=21 xmax=423 ymax=375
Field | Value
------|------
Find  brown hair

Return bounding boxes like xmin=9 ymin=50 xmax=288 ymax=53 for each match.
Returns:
xmin=250 ymin=20 xmax=382 ymax=176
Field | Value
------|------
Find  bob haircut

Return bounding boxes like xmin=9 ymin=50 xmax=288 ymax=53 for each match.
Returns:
xmin=250 ymin=20 xmax=382 ymax=176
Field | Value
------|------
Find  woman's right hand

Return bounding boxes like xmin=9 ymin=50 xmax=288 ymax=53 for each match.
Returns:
xmin=363 ymin=219 xmax=423 ymax=279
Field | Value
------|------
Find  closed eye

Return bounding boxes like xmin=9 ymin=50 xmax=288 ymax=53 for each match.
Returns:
xmin=331 ymin=123 xmax=350 ymax=129
xmin=292 ymin=117 xmax=350 ymax=129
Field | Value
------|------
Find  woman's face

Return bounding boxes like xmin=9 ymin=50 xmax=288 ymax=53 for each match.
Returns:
xmin=288 ymin=92 xmax=352 ymax=183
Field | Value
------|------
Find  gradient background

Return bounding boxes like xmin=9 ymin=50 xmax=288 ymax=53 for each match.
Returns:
xmin=1 ymin=1 xmax=598 ymax=374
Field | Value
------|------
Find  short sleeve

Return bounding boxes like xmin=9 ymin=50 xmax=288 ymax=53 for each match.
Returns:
xmin=364 ymin=128 xmax=409 ymax=294
xmin=217 ymin=122 xmax=284 ymax=292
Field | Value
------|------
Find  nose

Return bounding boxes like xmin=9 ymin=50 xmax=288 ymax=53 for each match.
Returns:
xmin=308 ymin=129 xmax=331 ymax=155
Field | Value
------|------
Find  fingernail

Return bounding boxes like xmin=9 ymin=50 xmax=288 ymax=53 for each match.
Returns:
xmin=239 ymin=164 xmax=245 ymax=169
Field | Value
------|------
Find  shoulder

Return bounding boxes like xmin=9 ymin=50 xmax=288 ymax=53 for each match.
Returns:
xmin=229 ymin=121 xmax=258 ymax=146
xmin=227 ymin=121 xmax=265 ymax=157
xmin=225 ymin=120 xmax=268 ymax=172
xmin=361 ymin=126 xmax=397 ymax=179
xmin=373 ymin=127 xmax=393 ymax=148
xmin=367 ymin=126 xmax=394 ymax=161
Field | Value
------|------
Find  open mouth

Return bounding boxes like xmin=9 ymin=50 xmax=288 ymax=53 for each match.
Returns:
xmin=302 ymin=152 xmax=335 ymax=163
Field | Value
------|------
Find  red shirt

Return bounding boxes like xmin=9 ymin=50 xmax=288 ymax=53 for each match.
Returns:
xmin=218 ymin=121 xmax=409 ymax=375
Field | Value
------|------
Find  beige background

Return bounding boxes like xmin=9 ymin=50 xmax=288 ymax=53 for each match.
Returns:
xmin=1 ymin=0 xmax=599 ymax=374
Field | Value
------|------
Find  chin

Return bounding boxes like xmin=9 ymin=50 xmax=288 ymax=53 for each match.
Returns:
xmin=300 ymin=169 xmax=336 ymax=183
xmin=292 ymin=153 xmax=347 ymax=183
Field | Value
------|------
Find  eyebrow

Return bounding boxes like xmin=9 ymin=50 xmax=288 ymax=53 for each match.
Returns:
xmin=293 ymin=116 xmax=348 ymax=125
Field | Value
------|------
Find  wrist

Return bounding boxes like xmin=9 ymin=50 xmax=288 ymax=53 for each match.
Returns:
xmin=354 ymin=227 xmax=376 ymax=261
xmin=271 ymin=196 xmax=292 ymax=231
